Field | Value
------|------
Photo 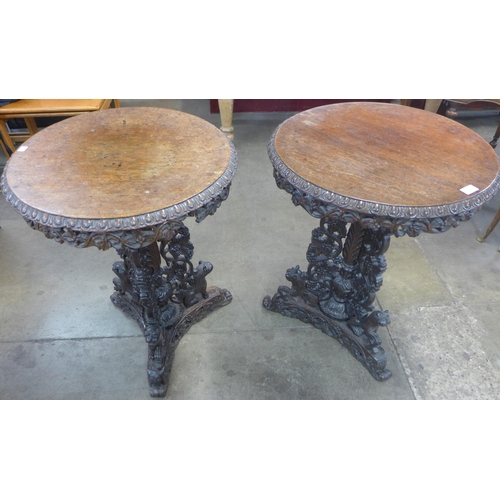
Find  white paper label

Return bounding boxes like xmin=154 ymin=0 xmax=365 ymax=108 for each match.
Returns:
xmin=460 ymin=185 xmax=479 ymax=195
xmin=17 ymin=146 xmax=28 ymax=152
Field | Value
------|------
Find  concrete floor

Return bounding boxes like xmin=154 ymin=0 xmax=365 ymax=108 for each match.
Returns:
xmin=1 ymin=99 xmax=500 ymax=400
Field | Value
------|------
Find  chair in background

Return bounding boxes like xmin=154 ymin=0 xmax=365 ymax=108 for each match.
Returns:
xmin=0 ymin=99 xmax=120 ymax=157
xmin=397 ymin=99 xmax=500 ymax=245
xmin=441 ymin=99 xmax=500 ymax=149
xmin=441 ymin=101 xmax=500 ymax=244
xmin=0 ymin=134 xmax=10 ymax=157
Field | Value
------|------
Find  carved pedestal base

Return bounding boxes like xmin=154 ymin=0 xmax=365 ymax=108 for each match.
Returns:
xmin=109 ymin=224 xmax=232 ymax=397
xmin=111 ymin=285 xmax=231 ymax=397
xmin=263 ymin=288 xmax=391 ymax=381
xmin=264 ymin=218 xmax=393 ymax=382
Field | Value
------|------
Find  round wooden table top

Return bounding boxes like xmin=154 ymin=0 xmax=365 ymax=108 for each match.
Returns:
xmin=272 ymin=102 xmax=500 ymax=210
xmin=3 ymin=107 xmax=236 ymax=225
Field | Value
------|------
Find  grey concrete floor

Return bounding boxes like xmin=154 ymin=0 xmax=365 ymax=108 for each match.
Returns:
xmin=1 ymin=99 xmax=500 ymax=400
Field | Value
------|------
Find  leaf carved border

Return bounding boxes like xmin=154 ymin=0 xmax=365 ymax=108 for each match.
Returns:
xmin=1 ymin=140 xmax=237 ymax=233
xmin=24 ymin=219 xmax=188 ymax=251
xmin=268 ymin=126 xmax=500 ymax=237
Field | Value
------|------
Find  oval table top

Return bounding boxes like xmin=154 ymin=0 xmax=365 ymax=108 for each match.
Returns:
xmin=270 ymin=102 xmax=500 ymax=215
xmin=2 ymin=107 xmax=237 ymax=230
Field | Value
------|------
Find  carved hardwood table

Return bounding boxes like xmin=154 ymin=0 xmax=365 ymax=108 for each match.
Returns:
xmin=1 ymin=107 xmax=237 ymax=398
xmin=263 ymin=102 xmax=500 ymax=381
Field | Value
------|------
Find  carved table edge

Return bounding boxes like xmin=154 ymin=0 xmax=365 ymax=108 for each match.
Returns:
xmin=268 ymin=125 xmax=500 ymax=226
xmin=0 ymin=138 xmax=237 ymax=233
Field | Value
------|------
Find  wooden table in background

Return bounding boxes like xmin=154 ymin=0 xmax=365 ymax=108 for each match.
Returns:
xmin=263 ymin=102 xmax=500 ymax=380
xmin=0 ymin=99 xmax=120 ymax=156
xmin=1 ymin=107 xmax=237 ymax=398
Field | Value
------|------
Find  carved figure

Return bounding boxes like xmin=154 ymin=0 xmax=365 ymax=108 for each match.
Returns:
xmin=183 ymin=260 xmax=213 ymax=307
xmin=108 ymin=230 xmax=231 ymax=397
xmin=285 ymin=265 xmax=319 ymax=307
xmin=264 ymin=216 xmax=393 ymax=381
xmin=193 ymin=261 xmax=213 ymax=298
xmin=349 ymin=310 xmax=390 ymax=347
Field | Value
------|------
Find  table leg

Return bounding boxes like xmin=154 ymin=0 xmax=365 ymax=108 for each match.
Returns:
xmin=490 ymin=121 xmax=499 ymax=149
xmin=218 ymin=99 xmax=234 ymax=140
xmin=263 ymin=217 xmax=392 ymax=381
xmin=0 ymin=120 xmax=16 ymax=156
xmin=110 ymin=225 xmax=232 ymax=397
xmin=24 ymin=117 xmax=39 ymax=138
xmin=477 ymin=206 xmax=500 ymax=243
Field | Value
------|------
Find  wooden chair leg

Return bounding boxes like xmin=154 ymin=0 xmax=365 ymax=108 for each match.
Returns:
xmin=490 ymin=121 xmax=500 ymax=149
xmin=0 ymin=120 xmax=16 ymax=156
xmin=0 ymin=136 xmax=9 ymax=158
xmin=24 ymin=117 xmax=39 ymax=138
xmin=477 ymin=206 xmax=500 ymax=242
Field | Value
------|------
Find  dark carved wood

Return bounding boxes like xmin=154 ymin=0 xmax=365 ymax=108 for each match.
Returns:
xmin=269 ymin=129 xmax=500 ymax=236
xmin=15 ymin=188 xmax=232 ymax=251
xmin=4 ymin=183 xmax=235 ymax=397
xmin=264 ymin=102 xmax=500 ymax=382
xmin=264 ymin=217 xmax=392 ymax=381
xmin=270 ymin=163 xmax=485 ymax=238
xmin=110 ymin=227 xmax=231 ymax=397
xmin=1 ymin=107 xmax=237 ymax=398
xmin=0 ymin=153 xmax=236 ymax=234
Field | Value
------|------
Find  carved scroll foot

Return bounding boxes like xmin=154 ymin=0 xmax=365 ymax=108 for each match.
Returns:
xmin=263 ymin=287 xmax=392 ymax=382
xmin=112 ymin=285 xmax=232 ymax=397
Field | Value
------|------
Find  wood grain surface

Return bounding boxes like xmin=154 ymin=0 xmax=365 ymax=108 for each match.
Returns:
xmin=5 ymin=107 xmax=232 ymax=219
xmin=274 ymin=102 xmax=499 ymax=207
xmin=0 ymin=99 xmax=109 ymax=115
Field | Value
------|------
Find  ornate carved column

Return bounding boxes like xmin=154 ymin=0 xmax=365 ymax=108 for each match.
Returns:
xmin=1 ymin=106 xmax=238 ymax=398
xmin=111 ymin=225 xmax=231 ymax=397
xmin=264 ymin=102 xmax=500 ymax=381
xmin=265 ymin=217 xmax=392 ymax=380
